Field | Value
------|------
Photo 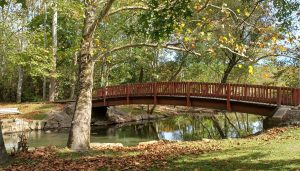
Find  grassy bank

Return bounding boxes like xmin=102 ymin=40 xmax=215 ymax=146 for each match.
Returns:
xmin=2 ymin=127 xmax=300 ymax=170
xmin=0 ymin=103 xmax=63 ymax=120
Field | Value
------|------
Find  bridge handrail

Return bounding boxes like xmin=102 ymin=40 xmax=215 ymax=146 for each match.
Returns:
xmin=93 ymin=82 xmax=300 ymax=107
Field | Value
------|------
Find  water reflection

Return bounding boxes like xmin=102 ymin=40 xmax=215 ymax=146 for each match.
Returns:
xmin=3 ymin=113 xmax=264 ymax=150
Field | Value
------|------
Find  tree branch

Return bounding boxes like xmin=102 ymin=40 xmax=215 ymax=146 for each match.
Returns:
xmin=208 ymin=4 xmax=251 ymax=26
xmin=219 ymin=44 xmax=250 ymax=60
xmin=95 ymin=43 xmax=202 ymax=60
xmin=196 ymin=0 xmax=210 ymax=13
xmin=91 ymin=0 xmax=115 ymax=30
xmin=236 ymin=1 xmax=260 ymax=28
xmin=108 ymin=6 xmax=148 ymax=16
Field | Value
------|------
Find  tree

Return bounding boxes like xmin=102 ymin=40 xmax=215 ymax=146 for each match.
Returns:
xmin=0 ymin=121 xmax=8 ymax=164
xmin=67 ymin=0 xmax=195 ymax=151
xmin=49 ymin=0 xmax=57 ymax=102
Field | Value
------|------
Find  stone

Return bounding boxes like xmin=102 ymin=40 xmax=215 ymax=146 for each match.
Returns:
xmin=93 ymin=120 xmax=113 ymax=126
xmin=264 ymin=106 xmax=300 ymax=129
xmin=0 ymin=108 xmax=21 ymax=114
xmin=64 ymin=103 xmax=75 ymax=116
xmin=44 ymin=110 xmax=72 ymax=129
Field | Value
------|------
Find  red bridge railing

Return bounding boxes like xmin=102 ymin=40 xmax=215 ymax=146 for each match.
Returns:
xmin=93 ymin=82 xmax=300 ymax=108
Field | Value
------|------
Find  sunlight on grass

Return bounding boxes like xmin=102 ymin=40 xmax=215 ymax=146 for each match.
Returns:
xmin=170 ymin=128 xmax=300 ymax=170
xmin=21 ymin=113 xmax=48 ymax=120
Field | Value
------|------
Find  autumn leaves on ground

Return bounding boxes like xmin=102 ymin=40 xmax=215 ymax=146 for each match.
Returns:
xmin=2 ymin=127 xmax=300 ymax=170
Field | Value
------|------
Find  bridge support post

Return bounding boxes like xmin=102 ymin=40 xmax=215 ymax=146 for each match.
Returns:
xmin=154 ymin=83 xmax=157 ymax=105
xmin=298 ymin=89 xmax=300 ymax=106
xmin=186 ymin=82 xmax=191 ymax=106
xmin=226 ymin=84 xmax=231 ymax=111
xmin=277 ymin=87 xmax=282 ymax=107
xmin=126 ymin=83 xmax=130 ymax=105
xmin=103 ymin=88 xmax=107 ymax=106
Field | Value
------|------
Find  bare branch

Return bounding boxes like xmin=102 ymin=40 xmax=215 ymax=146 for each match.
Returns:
xmin=197 ymin=0 xmax=210 ymax=12
xmin=208 ymin=4 xmax=251 ymax=26
xmin=255 ymin=54 xmax=300 ymax=62
xmin=219 ymin=44 xmax=251 ymax=60
xmin=236 ymin=1 xmax=260 ymax=28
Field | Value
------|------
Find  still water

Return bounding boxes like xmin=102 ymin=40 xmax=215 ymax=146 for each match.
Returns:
xmin=4 ymin=113 xmax=263 ymax=151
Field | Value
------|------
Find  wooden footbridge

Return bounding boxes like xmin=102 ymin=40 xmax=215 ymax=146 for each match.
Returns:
xmin=92 ymin=82 xmax=300 ymax=116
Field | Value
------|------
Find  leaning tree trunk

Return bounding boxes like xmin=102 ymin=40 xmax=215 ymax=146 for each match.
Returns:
xmin=0 ymin=121 xmax=8 ymax=164
xmin=49 ymin=1 xmax=57 ymax=102
xmin=221 ymin=53 xmax=239 ymax=83
xmin=67 ymin=2 xmax=97 ymax=151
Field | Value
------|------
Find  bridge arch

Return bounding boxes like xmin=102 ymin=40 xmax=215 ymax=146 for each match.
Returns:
xmin=92 ymin=82 xmax=300 ymax=116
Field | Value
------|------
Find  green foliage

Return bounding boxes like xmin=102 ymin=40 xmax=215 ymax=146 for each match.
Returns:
xmin=134 ymin=0 xmax=193 ymax=41
xmin=273 ymin=0 xmax=300 ymax=29
xmin=1 ymin=0 xmax=300 ymax=102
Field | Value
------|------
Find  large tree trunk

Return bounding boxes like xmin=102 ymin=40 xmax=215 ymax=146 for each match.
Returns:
xmin=67 ymin=0 xmax=115 ymax=151
xmin=0 ymin=121 xmax=8 ymax=164
xmin=67 ymin=1 xmax=97 ymax=151
xmin=49 ymin=1 xmax=57 ymax=102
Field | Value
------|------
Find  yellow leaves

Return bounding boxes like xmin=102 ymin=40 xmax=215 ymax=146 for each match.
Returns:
xmin=219 ymin=36 xmax=228 ymax=43
xmin=272 ymin=36 xmax=277 ymax=42
xmin=219 ymin=35 xmax=237 ymax=47
xmin=244 ymin=10 xmax=250 ymax=17
xmin=180 ymin=23 xmax=185 ymax=29
xmin=106 ymin=56 xmax=113 ymax=64
xmin=235 ymin=44 xmax=246 ymax=54
xmin=278 ymin=45 xmax=287 ymax=52
xmin=248 ymin=66 xmax=254 ymax=75
xmin=206 ymin=33 xmax=212 ymax=41
xmin=263 ymin=73 xmax=270 ymax=79
xmin=94 ymin=39 xmax=100 ymax=47
xmin=236 ymin=9 xmax=241 ymax=14
xmin=187 ymin=29 xmax=192 ymax=34
xmin=184 ymin=37 xmax=191 ymax=42
xmin=238 ymin=64 xmax=243 ymax=69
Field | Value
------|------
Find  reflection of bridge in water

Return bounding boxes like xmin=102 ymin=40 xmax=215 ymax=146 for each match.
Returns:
xmin=92 ymin=82 xmax=300 ymax=116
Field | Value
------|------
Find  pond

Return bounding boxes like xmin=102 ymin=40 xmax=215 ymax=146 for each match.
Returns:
xmin=3 ymin=113 xmax=264 ymax=151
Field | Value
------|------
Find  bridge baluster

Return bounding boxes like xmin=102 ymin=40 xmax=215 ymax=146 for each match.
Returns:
xmin=227 ymin=84 xmax=231 ymax=111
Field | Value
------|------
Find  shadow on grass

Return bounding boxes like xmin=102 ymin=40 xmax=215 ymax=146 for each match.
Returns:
xmin=172 ymin=152 xmax=300 ymax=171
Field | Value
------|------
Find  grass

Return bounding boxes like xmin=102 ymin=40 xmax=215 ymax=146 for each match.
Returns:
xmin=21 ymin=113 xmax=49 ymax=120
xmin=169 ymin=127 xmax=300 ymax=170
xmin=2 ymin=127 xmax=300 ymax=170
xmin=0 ymin=103 xmax=62 ymax=120
xmin=56 ymin=127 xmax=300 ymax=170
